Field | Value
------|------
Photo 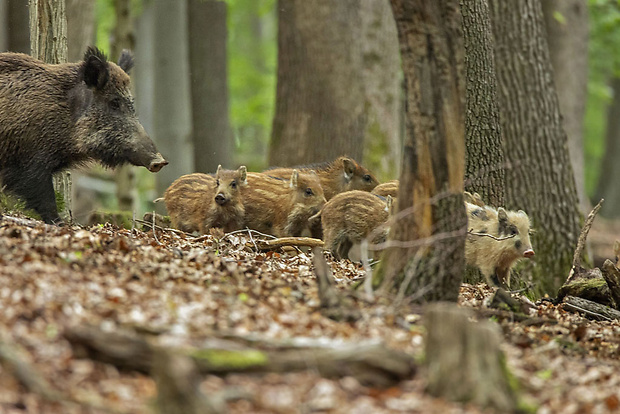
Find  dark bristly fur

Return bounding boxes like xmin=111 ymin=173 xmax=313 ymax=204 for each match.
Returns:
xmin=0 ymin=46 xmax=166 ymax=224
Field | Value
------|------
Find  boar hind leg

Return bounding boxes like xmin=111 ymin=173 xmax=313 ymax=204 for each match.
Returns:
xmin=7 ymin=171 xmax=61 ymax=224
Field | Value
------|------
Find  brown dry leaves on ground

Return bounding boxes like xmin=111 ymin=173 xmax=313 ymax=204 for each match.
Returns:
xmin=0 ymin=215 xmax=619 ymax=414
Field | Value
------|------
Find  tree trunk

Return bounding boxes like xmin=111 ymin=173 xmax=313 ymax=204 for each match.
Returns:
xmin=542 ymin=0 xmax=589 ymax=214
xmin=360 ymin=0 xmax=402 ymax=182
xmin=461 ymin=0 xmax=505 ymax=208
xmin=66 ymin=0 xmax=94 ymax=62
xmin=0 ymin=0 xmax=6 ymax=51
xmin=269 ymin=0 xmax=365 ymax=166
xmin=425 ymin=303 xmax=517 ymax=411
xmin=187 ymin=0 xmax=231 ymax=174
xmin=149 ymin=0 xmax=194 ymax=197
xmin=8 ymin=0 xmax=30 ymax=54
xmin=29 ymin=0 xmax=72 ymax=221
xmin=595 ymin=77 xmax=620 ymax=218
xmin=489 ymin=0 xmax=582 ymax=296
xmin=110 ymin=0 xmax=136 ymax=212
xmin=380 ymin=0 xmax=466 ymax=302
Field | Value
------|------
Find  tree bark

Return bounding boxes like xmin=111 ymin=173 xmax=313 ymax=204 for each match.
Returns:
xmin=65 ymin=0 xmax=94 ymax=62
xmin=187 ymin=0 xmax=231 ymax=174
xmin=269 ymin=0 xmax=365 ymax=166
xmin=149 ymin=0 xmax=194 ymax=196
xmin=380 ymin=0 xmax=466 ymax=302
xmin=29 ymin=0 xmax=72 ymax=221
xmin=595 ymin=77 xmax=620 ymax=218
xmin=110 ymin=0 xmax=136 ymax=212
xmin=542 ymin=0 xmax=589 ymax=213
xmin=0 ymin=0 xmax=6 ymax=51
xmin=360 ymin=0 xmax=402 ymax=181
xmin=8 ymin=0 xmax=30 ymax=53
xmin=425 ymin=303 xmax=517 ymax=411
xmin=489 ymin=0 xmax=582 ymax=296
xmin=460 ymin=0 xmax=505 ymax=208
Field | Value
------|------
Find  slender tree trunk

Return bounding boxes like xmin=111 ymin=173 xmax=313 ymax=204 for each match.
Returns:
xmin=8 ymin=0 xmax=30 ymax=53
xmin=29 ymin=0 xmax=71 ymax=220
xmin=187 ymin=0 xmax=231 ymax=173
xmin=360 ymin=0 xmax=401 ymax=181
xmin=380 ymin=0 xmax=466 ymax=302
xmin=461 ymin=0 xmax=505 ymax=208
xmin=542 ymin=0 xmax=589 ymax=214
xmin=0 ymin=0 xmax=7 ymax=51
xmin=149 ymin=0 xmax=194 ymax=196
xmin=269 ymin=0 xmax=365 ymax=166
xmin=489 ymin=0 xmax=582 ymax=295
xmin=595 ymin=77 xmax=620 ymax=217
xmin=66 ymin=0 xmax=94 ymax=62
xmin=110 ymin=0 xmax=136 ymax=211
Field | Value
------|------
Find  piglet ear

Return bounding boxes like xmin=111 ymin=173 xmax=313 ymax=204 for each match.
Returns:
xmin=498 ymin=207 xmax=508 ymax=222
xmin=238 ymin=166 xmax=247 ymax=184
xmin=83 ymin=46 xmax=109 ymax=90
xmin=216 ymin=164 xmax=223 ymax=179
xmin=342 ymin=158 xmax=356 ymax=181
xmin=117 ymin=49 xmax=135 ymax=74
xmin=290 ymin=169 xmax=299 ymax=188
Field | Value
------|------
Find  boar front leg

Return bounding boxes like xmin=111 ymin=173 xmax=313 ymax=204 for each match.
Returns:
xmin=9 ymin=170 xmax=61 ymax=225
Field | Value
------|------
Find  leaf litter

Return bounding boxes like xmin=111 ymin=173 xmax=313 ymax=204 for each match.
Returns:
xmin=0 ymin=215 xmax=618 ymax=413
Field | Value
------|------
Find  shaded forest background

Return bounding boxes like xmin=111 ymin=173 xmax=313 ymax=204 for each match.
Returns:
xmin=0 ymin=0 xmax=619 ymax=221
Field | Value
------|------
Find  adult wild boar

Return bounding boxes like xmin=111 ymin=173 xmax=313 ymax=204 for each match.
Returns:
xmin=0 ymin=47 xmax=167 ymax=224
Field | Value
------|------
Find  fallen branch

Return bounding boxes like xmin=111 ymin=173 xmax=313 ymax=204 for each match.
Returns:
xmin=64 ymin=324 xmax=414 ymax=388
xmin=566 ymin=199 xmax=604 ymax=284
xmin=562 ymin=295 xmax=620 ymax=321
xmin=252 ymin=237 xmax=324 ymax=251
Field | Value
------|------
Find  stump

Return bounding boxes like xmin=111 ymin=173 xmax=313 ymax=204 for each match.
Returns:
xmin=425 ymin=303 xmax=517 ymax=411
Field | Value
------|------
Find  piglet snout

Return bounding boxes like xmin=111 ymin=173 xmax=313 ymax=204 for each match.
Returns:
xmin=523 ymin=249 xmax=535 ymax=258
xmin=215 ymin=194 xmax=227 ymax=205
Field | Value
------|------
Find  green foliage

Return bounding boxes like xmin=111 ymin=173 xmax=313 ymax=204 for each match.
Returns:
xmin=584 ymin=0 xmax=620 ymax=197
xmin=225 ymin=0 xmax=277 ymax=170
xmin=0 ymin=191 xmax=40 ymax=220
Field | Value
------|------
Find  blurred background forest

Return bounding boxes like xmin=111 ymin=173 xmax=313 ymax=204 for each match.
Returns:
xmin=0 ymin=0 xmax=619 ymax=223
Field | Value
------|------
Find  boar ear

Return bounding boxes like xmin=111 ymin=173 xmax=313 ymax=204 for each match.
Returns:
xmin=342 ymin=158 xmax=356 ymax=181
xmin=83 ymin=47 xmax=109 ymax=90
xmin=117 ymin=49 xmax=135 ymax=74
xmin=290 ymin=170 xmax=299 ymax=188
xmin=216 ymin=164 xmax=223 ymax=179
xmin=498 ymin=207 xmax=508 ymax=222
xmin=239 ymin=166 xmax=247 ymax=183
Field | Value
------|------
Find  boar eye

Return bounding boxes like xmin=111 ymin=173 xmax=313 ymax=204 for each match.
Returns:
xmin=510 ymin=227 xmax=518 ymax=236
xmin=305 ymin=188 xmax=314 ymax=196
xmin=216 ymin=180 xmax=220 ymax=186
xmin=363 ymin=174 xmax=372 ymax=182
xmin=109 ymin=99 xmax=121 ymax=110
xmin=231 ymin=181 xmax=237 ymax=189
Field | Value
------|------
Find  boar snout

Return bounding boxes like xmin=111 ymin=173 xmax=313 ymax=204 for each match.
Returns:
xmin=148 ymin=153 xmax=168 ymax=172
xmin=215 ymin=193 xmax=228 ymax=205
xmin=523 ymin=249 xmax=535 ymax=258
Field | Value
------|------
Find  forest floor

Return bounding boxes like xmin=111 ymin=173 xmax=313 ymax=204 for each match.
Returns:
xmin=0 ymin=214 xmax=619 ymax=414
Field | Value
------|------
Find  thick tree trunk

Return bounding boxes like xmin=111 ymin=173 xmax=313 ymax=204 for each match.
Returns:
xmin=149 ymin=0 xmax=194 ymax=196
xmin=489 ymin=0 xmax=582 ymax=296
xmin=380 ymin=0 xmax=466 ymax=302
xmin=269 ymin=0 xmax=365 ymax=166
xmin=595 ymin=78 xmax=620 ymax=218
xmin=360 ymin=0 xmax=401 ymax=181
xmin=66 ymin=0 xmax=94 ymax=62
xmin=187 ymin=0 xmax=231 ymax=174
xmin=460 ymin=0 xmax=505 ymax=208
xmin=29 ymin=0 xmax=71 ymax=221
xmin=110 ymin=0 xmax=136 ymax=212
xmin=542 ymin=0 xmax=589 ymax=214
xmin=8 ymin=0 xmax=30 ymax=53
